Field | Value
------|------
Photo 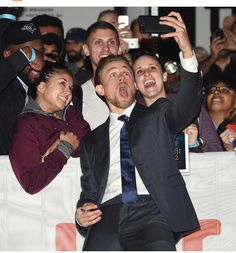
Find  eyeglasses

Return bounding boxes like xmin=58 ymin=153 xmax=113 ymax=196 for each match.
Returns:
xmin=207 ymin=86 xmax=231 ymax=94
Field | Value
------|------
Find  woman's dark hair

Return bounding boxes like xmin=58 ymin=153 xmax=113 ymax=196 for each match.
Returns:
xmin=205 ymin=77 xmax=236 ymax=95
xmin=133 ymin=51 xmax=165 ymax=72
xmin=30 ymin=14 xmax=64 ymax=38
xmin=28 ymin=62 xmax=73 ymax=99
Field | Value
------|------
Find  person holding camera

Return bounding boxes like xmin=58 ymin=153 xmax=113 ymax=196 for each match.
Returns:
xmin=200 ymin=28 xmax=236 ymax=91
xmin=75 ymin=12 xmax=201 ymax=251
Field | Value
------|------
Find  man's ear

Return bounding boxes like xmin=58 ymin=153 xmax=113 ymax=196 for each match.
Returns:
xmin=3 ymin=49 xmax=11 ymax=58
xmin=95 ymin=84 xmax=105 ymax=96
xmin=82 ymin=44 xmax=90 ymax=57
xmin=118 ymin=45 xmax=122 ymax=55
xmin=37 ymin=82 xmax=46 ymax=94
xmin=134 ymin=81 xmax=138 ymax=90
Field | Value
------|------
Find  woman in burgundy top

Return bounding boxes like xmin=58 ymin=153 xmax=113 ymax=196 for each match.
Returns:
xmin=9 ymin=62 xmax=90 ymax=194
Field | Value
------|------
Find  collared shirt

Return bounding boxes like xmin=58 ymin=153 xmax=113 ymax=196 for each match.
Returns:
xmin=82 ymin=79 xmax=109 ymax=130
xmin=102 ymin=103 xmax=149 ymax=203
xmin=179 ymin=51 xmax=198 ymax=73
xmin=101 ymin=52 xmax=199 ymax=203
xmin=17 ymin=76 xmax=29 ymax=105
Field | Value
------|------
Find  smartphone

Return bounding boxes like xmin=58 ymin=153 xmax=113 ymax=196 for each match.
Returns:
xmin=212 ymin=29 xmax=224 ymax=40
xmin=138 ymin=15 xmax=175 ymax=34
xmin=118 ymin=15 xmax=129 ymax=29
xmin=123 ymin=38 xmax=139 ymax=49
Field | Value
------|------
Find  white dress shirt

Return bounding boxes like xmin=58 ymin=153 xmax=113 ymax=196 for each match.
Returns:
xmin=102 ymin=103 xmax=149 ymax=203
xmin=17 ymin=76 xmax=29 ymax=105
xmin=81 ymin=79 xmax=109 ymax=130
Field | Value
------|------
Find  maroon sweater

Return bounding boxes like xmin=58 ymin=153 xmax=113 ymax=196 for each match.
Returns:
xmin=9 ymin=103 xmax=90 ymax=194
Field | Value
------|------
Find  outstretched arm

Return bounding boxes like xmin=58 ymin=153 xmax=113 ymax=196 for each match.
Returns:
xmin=159 ymin=12 xmax=202 ymax=135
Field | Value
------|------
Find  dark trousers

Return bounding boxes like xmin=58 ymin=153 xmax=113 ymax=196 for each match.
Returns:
xmin=83 ymin=195 xmax=177 ymax=251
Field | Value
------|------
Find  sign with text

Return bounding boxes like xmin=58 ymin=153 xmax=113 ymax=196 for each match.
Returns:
xmin=0 ymin=152 xmax=236 ymax=250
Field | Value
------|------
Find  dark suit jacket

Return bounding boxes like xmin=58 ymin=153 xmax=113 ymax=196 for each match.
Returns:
xmin=0 ymin=50 xmax=29 ymax=154
xmin=76 ymin=67 xmax=202 ymax=237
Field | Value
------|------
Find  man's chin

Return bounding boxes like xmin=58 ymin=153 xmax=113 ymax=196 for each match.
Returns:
xmin=28 ymin=78 xmax=41 ymax=86
xmin=117 ymin=98 xmax=134 ymax=109
xmin=68 ymin=54 xmax=83 ymax=63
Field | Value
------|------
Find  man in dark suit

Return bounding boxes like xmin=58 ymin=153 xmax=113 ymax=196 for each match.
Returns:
xmin=75 ymin=12 xmax=201 ymax=251
xmin=0 ymin=21 xmax=44 ymax=154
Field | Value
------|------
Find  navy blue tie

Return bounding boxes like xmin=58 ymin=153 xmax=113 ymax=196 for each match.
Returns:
xmin=118 ymin=115 xmax=138 ymax=206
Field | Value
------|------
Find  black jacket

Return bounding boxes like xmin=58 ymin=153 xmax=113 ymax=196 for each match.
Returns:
xmin=76 ymin=68 xmax=202 ymax=238
xmin=0 ymin=50 xmax=29 ymax=154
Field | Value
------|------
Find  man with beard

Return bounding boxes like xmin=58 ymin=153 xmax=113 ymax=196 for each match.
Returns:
xmin=66 ymin=27 xmax=87 ymax=68
xmin=0 ymin=21 xmax=44 ymax=155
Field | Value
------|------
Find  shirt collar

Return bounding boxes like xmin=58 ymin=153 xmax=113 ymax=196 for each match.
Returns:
xmin=110 ymin=102 xmax=135 ymax=126
xmin=17 ymin=76 xmax=28 ymax=92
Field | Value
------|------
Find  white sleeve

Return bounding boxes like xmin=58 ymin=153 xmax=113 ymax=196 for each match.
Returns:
xmin=179 ymin=50 xmax=198 ymax=73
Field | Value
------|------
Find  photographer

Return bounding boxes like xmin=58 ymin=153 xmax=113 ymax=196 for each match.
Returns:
xmin=200 ymin=28 xmax=236 ymax=90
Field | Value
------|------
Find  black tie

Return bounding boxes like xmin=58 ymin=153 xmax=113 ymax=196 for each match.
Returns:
xmin=118 ymin=115 xmax=138 ymax=206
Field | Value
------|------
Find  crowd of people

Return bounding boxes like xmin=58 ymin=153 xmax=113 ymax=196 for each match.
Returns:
xmin=1 ymin=7 xmax=236 ymax=251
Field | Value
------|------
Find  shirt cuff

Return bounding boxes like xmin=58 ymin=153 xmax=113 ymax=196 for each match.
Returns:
xmin=179 ymin=50 xmax=198 ymax=73
xmin=19 ymin=48 xmax=30 ymax=63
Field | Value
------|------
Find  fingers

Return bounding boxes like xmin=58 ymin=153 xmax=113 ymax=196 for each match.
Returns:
xmin=41 ymin=139 xmax=60 ymax=162
xmin=159 ymin=13 xmax=185 ymax=31
xmin=220 ymin=129 xmax=236 ymax=144
xmin=184 ymin=124 xmax=198 ymax=145
xmin=76 ymin=203 xmax=102 ymax=228
xmin=59 ymin=131 xmax=79 ymax=150
xmin=159 ymin=12 xmax=192 ymax=57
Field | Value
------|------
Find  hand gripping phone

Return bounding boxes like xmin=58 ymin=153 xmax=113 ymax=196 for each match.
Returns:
xmin=118 ymin=15 xmax=129 ymax=29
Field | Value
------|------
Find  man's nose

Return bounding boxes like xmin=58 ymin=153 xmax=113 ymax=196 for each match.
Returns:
xmin=30 ymin=62 xmax=42 ymax=71
xmin=213 ymin=87 xmax=221 ymax=94
xmin=102 ymin=42 xmax=109 ymax=52
xmin=119 ymin=74 xmax=125 ymax=82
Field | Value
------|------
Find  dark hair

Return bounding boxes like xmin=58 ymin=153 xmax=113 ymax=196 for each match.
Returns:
xmin=130 ymin=18 xmax=139 ymax=33
xmin=31 ymin=14 xmax=64 ymax=37
xmin=0 ymin=7 xmax=22 ymax=16
xmin=28 ymin=62 xmax=72 ymax=99
xmin=97 ymin=9 xmax=118 ymax=21
xmin=94 ymin=54 xmax=134 ymax=87
xmin=85 ymin=21 xmax=119 ymax=43
xmin=205 ymin=77 xmax=236 ymax=95
xmin=133 ymin=51 xmax=165 ymax=72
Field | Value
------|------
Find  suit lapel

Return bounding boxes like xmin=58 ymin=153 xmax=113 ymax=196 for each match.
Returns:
xmin=128 ymin=102 xmax=146 ymax=134
xmin=95 ymin=118 xmax=110 ymax=188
